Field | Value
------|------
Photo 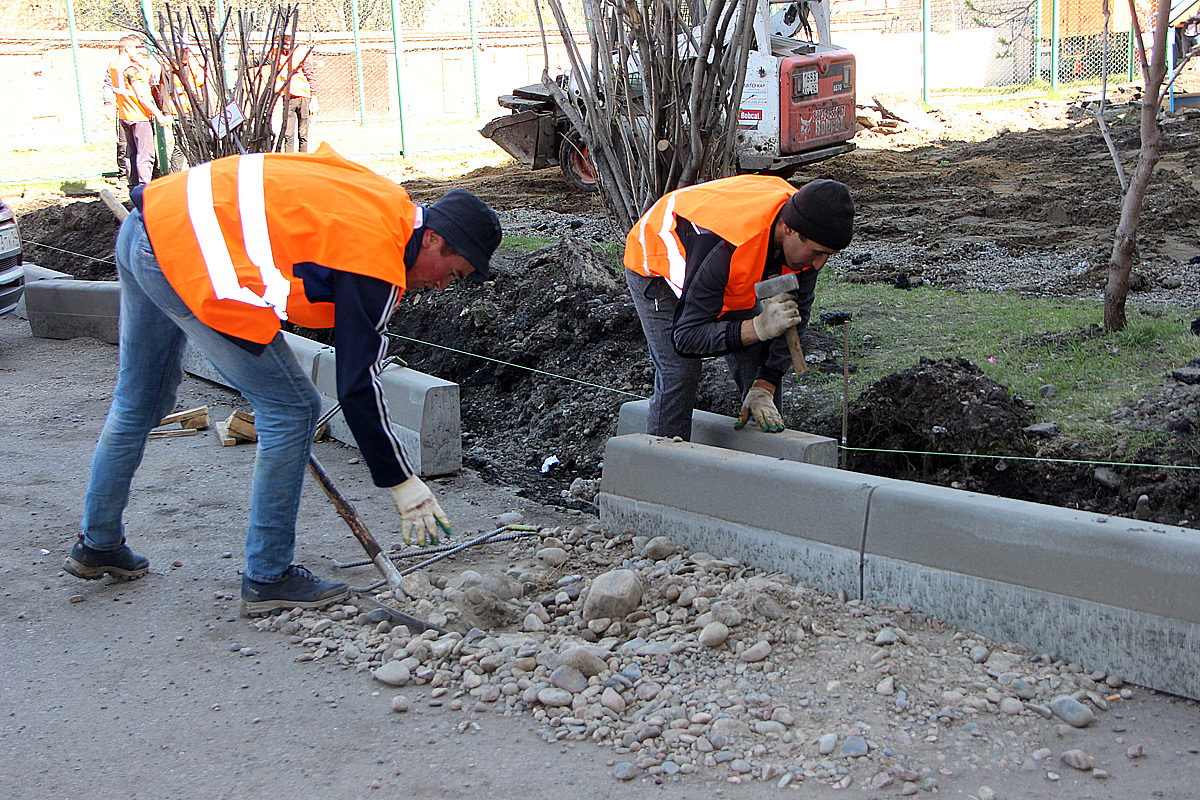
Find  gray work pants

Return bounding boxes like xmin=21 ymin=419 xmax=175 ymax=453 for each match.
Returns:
xmin=625 ymin=268 xmax=772 ymax=441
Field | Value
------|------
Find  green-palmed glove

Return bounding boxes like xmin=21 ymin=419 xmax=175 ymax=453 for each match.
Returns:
xmin=389 ymin=475 xmax=451 ymax=546
xmin=734 ymin=386 xmax=785 ymax=433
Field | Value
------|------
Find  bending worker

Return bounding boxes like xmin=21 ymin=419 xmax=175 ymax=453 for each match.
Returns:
xmin=624 ymin=175 xmax=854 ymax=440
xmin=64 ymin=143 xmax=502 ymax=617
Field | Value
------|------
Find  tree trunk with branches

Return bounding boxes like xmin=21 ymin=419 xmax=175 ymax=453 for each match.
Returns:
xmin=1101 ymin=0 xmax=1175 ymax=331
xmin=537 ymin=0 xmax=758 ymax=231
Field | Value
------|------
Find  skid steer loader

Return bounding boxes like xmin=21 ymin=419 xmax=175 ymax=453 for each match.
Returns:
xmin=480 ymin=0 xmax=856 ymax=191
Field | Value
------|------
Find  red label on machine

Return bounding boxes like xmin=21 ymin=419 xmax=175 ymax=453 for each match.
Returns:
xmin=738 ymin=108 xmax=763 ymax=129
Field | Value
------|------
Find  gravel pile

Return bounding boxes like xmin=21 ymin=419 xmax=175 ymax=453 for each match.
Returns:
xmin=247 ymin=522 xmax=1141 ymax=790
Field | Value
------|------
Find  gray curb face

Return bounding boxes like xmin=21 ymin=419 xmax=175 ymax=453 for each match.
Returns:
xmin=598 ymin=434 xmax=1200 ymax=700
xmin=23 ymin=279 xmax=120 ymax=344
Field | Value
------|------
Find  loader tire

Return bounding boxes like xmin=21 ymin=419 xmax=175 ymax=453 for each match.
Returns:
xmin=559 ymin=131 xmax=599 ymax=193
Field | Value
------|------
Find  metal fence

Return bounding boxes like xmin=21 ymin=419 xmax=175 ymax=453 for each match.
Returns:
xmin=0 ymin=0 xmax=1177 ymax=178
xmin=834 ymin=0 xmax=1159 ymax=98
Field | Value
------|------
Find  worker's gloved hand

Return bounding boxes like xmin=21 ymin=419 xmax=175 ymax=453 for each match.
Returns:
xmin=389 ymin=475 xmax=451 ymax=546
xmin=735 ymin=386 xmax=785 ymax=433
xmin=751 ymin=293 xmax=800 ymax=341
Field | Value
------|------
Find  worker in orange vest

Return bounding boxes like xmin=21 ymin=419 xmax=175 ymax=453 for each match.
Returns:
xmin=109 ymin=36 xmax=170 ymax=188
xmin=624 ymin=175 xmax=854 ymax=439
xmin=276 ymin=34 xmax=315 ymax=152
xmin=64 ymin=145 xmax=503 ymax=617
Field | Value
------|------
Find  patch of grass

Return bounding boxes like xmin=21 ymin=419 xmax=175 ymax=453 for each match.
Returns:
xmin=798 ymin=278 xmax=1200 ymax=450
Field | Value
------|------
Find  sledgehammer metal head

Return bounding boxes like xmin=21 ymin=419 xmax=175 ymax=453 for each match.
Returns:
xmin=754 ymin=271 xmax=799 ymax=299
xmin=753 ymin=272 xmax=808 ymax=377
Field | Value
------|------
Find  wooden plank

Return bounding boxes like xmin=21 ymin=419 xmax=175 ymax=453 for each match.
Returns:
xmin=214 ymin=419 xmax=240 ymax=446
xmin=148 ymin=428 xmax=199 ymax=440
xmin=159 ymin=405 xmax=209 ymax=427
xmin=223 ymin=410 xmax=258 ymax=442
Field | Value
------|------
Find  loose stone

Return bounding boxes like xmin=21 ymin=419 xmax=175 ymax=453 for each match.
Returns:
xmin=840 ymin=736 xmax=869 ymax=757
xmin=740 ymin=640 xmax=771 ymax=662
xmin=1049 ymin=695 xmax=1095 ymax=727
xmin=390 ymin=694 xmax=410 ymax=712
xmin=372 ymin=661 xmax=411 ymax=687
xmin=818 ymin=733 xmax=837 ymax=755
xmin=537 ymin=687 xmax=574 ymax=707
xmin=1060 ymin=749 xmax=1095 ymax=771
xmin=699 ymin=621 xmax=730 ymax=648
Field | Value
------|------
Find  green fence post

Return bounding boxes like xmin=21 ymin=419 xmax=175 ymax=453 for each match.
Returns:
xmin=1033 ymin=0 xmax=1041 ymax=85
xmin=468 ymin=0 xmax=481 ymax=117
xmin=1128 ymin=20 xmax=1135 ymax=82
xmin=389 ymin=0 xmax=407 ymax=155
xmin=1049 ymin=0 xmax=1059 ymax=97
xmin=66 ymin=0 xmax=90 ymax=144
xmin=350 ymin=0 xmax=367 ymax=126
xmin=921 ymin=0 xmax=930 ymax=108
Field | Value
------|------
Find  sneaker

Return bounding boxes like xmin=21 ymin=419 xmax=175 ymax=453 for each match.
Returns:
xmin=63 ymin=539 xmax=149 ymax=581
xmin=239 ymin=564 xmax=350 ymax=617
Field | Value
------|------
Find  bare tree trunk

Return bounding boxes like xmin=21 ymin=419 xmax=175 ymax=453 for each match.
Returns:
xmin=1106 ymin=0 xmax=1171 ymax=331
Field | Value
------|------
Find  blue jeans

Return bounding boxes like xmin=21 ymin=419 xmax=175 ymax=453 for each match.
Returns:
xmin=625 ymin=269 xmax=776 ymax=441
xmin=81 ymin=210 xmax=322 ymax=582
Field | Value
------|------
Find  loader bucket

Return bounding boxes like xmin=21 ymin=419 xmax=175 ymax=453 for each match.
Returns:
xmin=480 ymin=111 xmax=558 ymax=171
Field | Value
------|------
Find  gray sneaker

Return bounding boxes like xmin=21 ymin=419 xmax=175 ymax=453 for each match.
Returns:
xmin=63 ymin=539 xmax=149 ymax=581
xmin=239 ymin=564 xmax=350 ymax=616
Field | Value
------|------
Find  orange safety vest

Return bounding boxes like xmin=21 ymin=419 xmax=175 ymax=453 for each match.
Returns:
xmin=110 ymin=53 xmax=154 ymax=122
xmin=276 ymin=48 xmax=312 ymax=98
xmin=142 ymin=144 xmax=415 ymax=344
xmin=624 ymin=175 xmax=797 ymax=314
xmin=171 ymin=60 xmax=206 ymax=114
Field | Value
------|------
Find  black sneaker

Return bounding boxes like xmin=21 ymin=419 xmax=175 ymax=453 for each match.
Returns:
xmin=63 ymin=539 xmax=149 ymax=581
xmin=239 ymin=565 xmax=350 ymax=617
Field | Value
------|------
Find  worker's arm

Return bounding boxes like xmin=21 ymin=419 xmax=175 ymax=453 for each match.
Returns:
xmin=669 ymin=230 xmax=749 ymax=357
xmin=326 ymin=266 xmax=449 ymax=545
xmin=325 ymin=269 xmax=416 ymax=487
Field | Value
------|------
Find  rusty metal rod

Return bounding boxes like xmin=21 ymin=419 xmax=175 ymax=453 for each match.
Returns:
xmin=332 ymin=527 xmax=537 ymax=569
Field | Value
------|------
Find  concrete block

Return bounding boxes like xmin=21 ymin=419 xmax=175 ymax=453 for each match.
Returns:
xmin=861 ymin=481 xmax=1200 ymax=700
xmin=598 ymin=434 xmax=887 ymax=597
xmin=311 ymin=350 xmax=461 ymax=477
xmin=24 ymin=279 xmax=120 ymax=344
xmin=862 ymin=482 xmax=1200 ymax=623
xmin=281 ymin=330 xmax=331 ymax=379
xmin=615 ymin=399 xmax=838 ymax=467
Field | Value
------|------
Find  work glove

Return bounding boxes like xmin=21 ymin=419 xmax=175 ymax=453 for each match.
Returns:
xmin=751 ymin=293 xmax=800 ymax=342
xmin=735 ymin=386 xmax=785 ymax=433
xmin=389 ymin=475 xmax=451 ymax=546
xmin=310 ymin=96 xmax=321 ymax=115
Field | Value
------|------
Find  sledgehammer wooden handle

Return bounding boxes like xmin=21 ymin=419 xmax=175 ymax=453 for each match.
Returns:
xmin=784 ymin=326 xmax=808 ymax=376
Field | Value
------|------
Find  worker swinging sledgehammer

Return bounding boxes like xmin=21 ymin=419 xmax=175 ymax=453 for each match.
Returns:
xmin=623 ymin=175 xmax=855 ymax=440
xmin=64 ymin=144 xmax=502 ymax=617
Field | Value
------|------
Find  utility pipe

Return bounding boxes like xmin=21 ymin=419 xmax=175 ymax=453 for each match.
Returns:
xmin=65 ymin=0 xmax=90 ymax=144
xmin=389 ymin=0 xmax=408 ymax=154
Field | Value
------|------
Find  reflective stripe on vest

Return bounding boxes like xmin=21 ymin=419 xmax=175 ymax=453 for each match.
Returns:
xmin=143 ymin=144 xmax=415 ymax=344
xmin=186 ymin=155 xmax=289 ymax=319
xmin=624 ymin=175 xmax=797 ymax=313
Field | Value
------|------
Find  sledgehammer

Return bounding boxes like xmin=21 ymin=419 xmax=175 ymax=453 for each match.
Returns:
xmin=754 ymin=272 xmax=808 ymax=377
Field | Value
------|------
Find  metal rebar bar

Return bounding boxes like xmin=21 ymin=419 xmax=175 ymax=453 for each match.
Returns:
xmin=332 ymin=527 xmax=538 ymax=570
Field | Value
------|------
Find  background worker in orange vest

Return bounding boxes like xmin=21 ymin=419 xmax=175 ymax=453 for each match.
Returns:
xmin=624 ymin=176 xmax=854 ymax=440
xmin=110 ymin=36 xmax=170 ymax=188
xmin=166 ymin=43 xmax=209 ymax=171
xmin=64 ymin=144 xmax=503 ymax=617
xmin=277 ymin=34 xmax=316 ymax=153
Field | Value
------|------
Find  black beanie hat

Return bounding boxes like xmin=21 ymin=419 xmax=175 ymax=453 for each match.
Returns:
xmin=423 ymin=189 xmax=503 ymax=280
xmin=780 ymin=179 xmax=855 ymax=251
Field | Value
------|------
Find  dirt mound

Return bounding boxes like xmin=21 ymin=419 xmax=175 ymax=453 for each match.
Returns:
xmin=846 ymin=355 xmax=1035 ymax=476
xmin=18 ymin=199 xmax=120 ymax=280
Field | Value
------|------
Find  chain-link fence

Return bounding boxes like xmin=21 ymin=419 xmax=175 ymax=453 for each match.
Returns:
xmin=835 ymin=0 xmax=1158 ymax=95
xmin=0 ymin=0 xmax=1176 ymax=182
